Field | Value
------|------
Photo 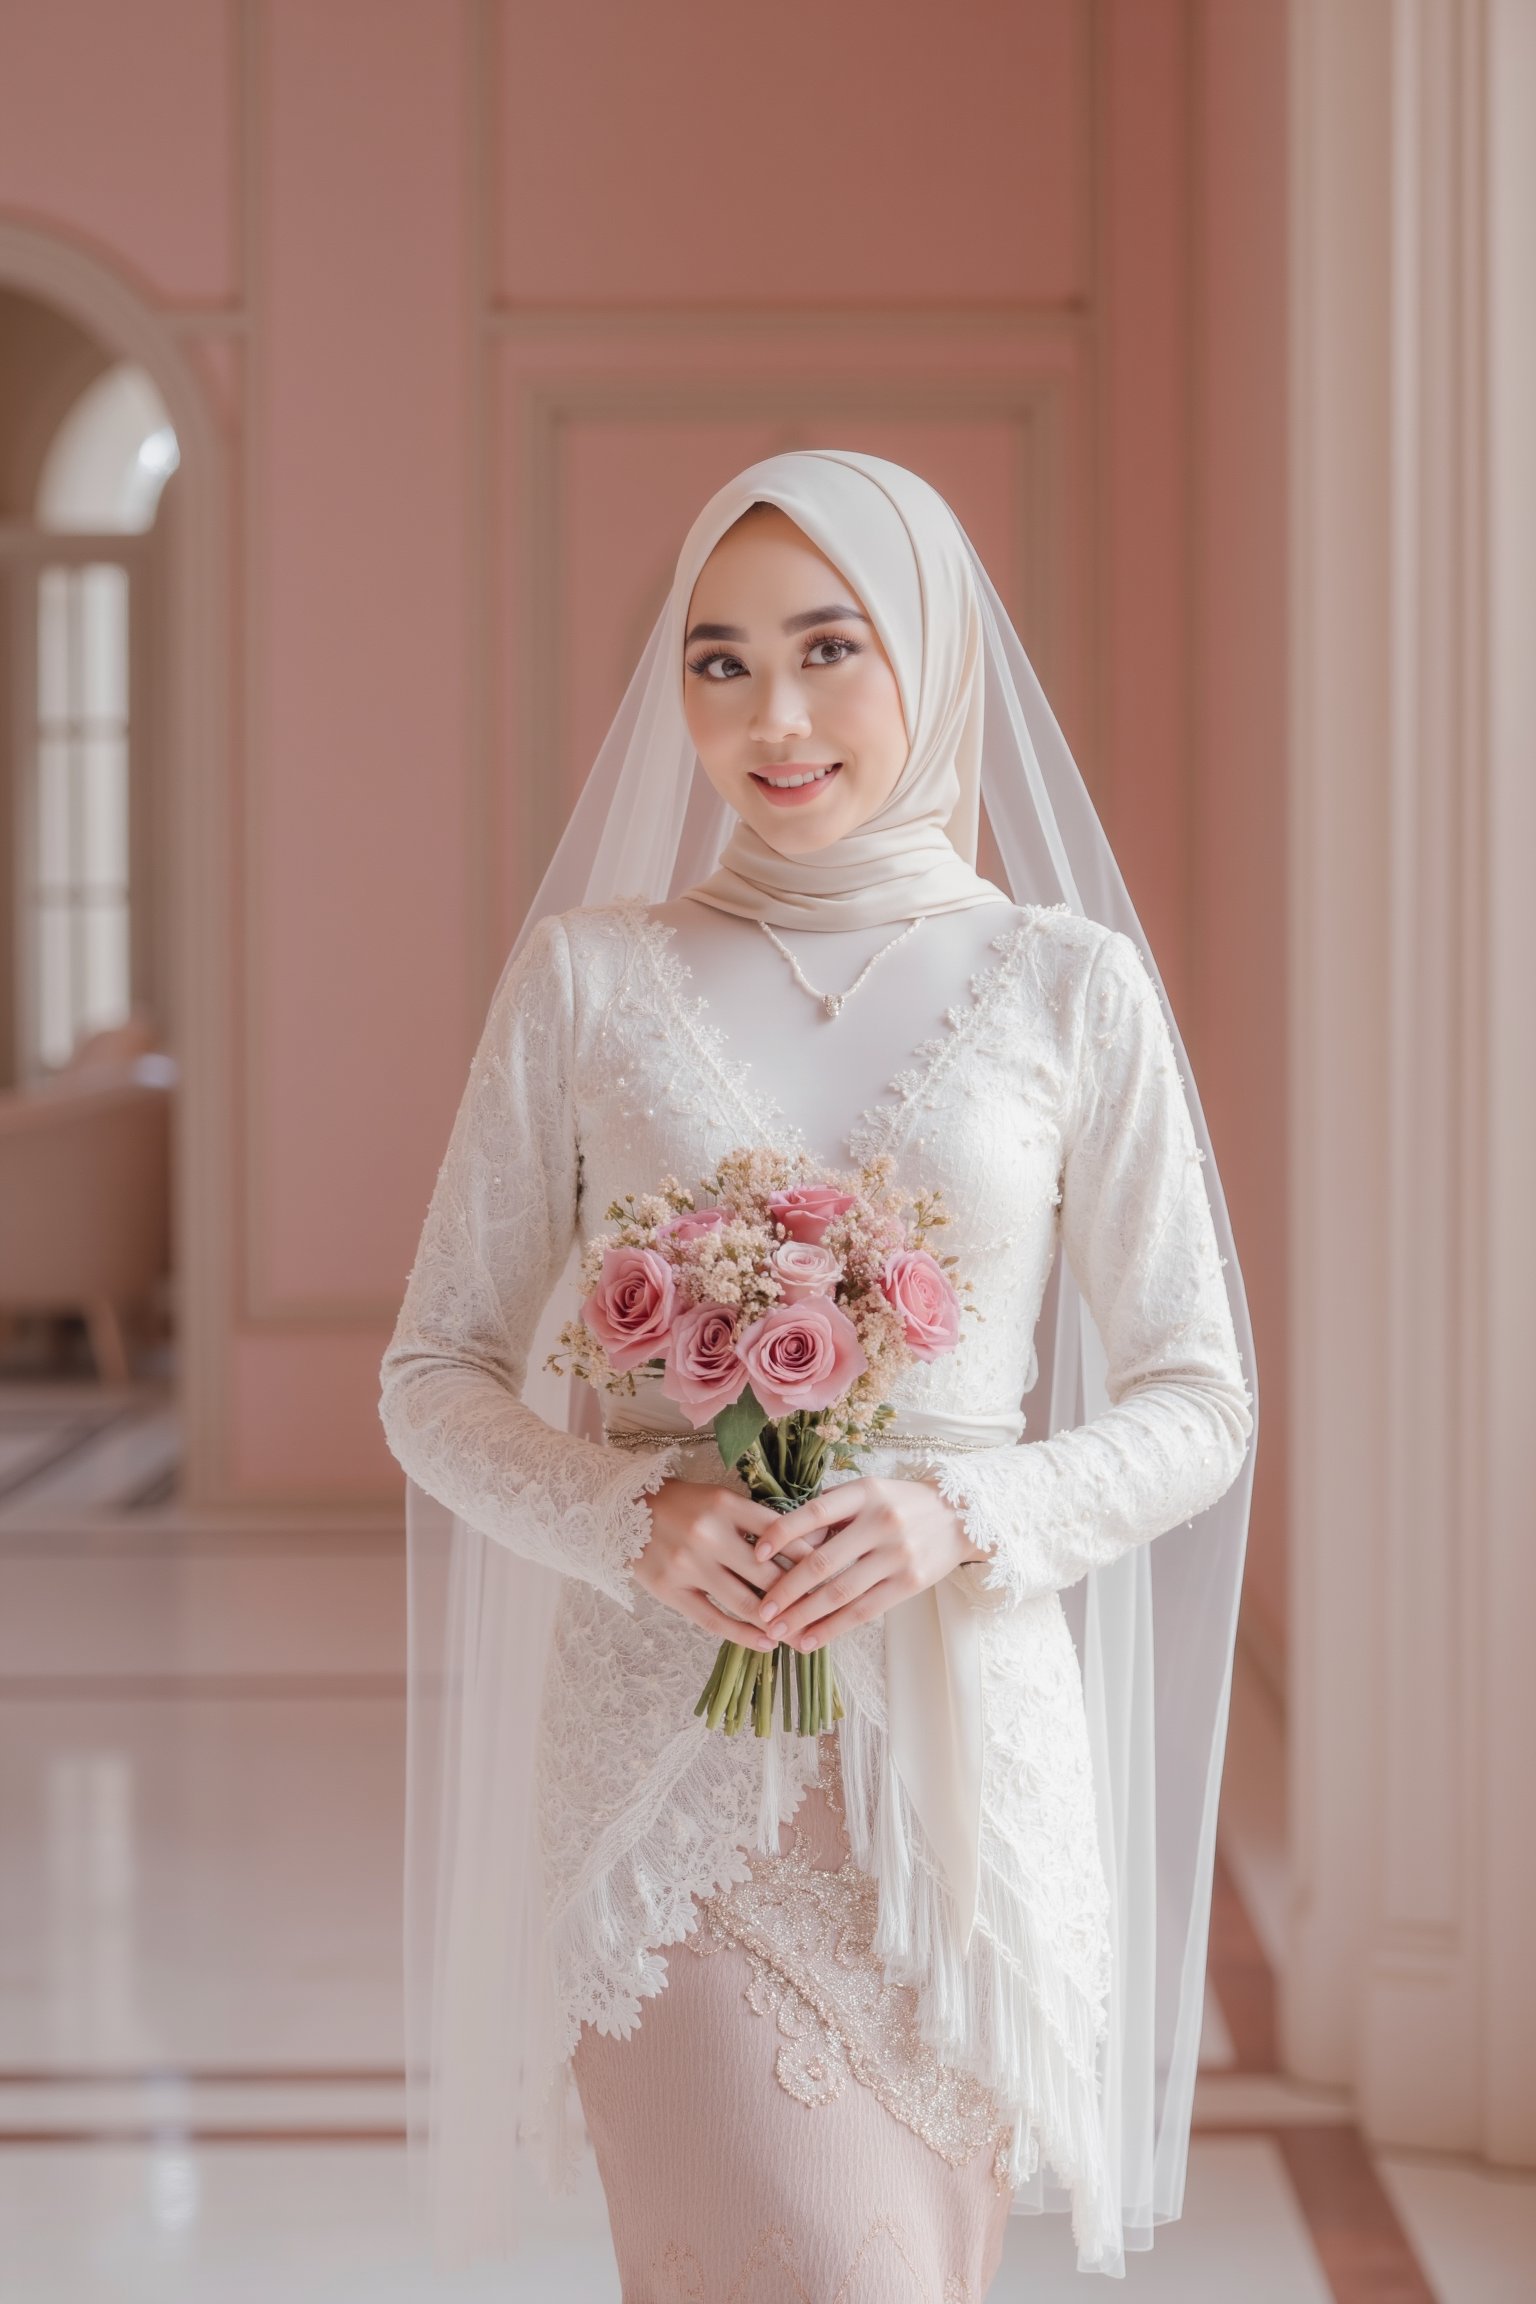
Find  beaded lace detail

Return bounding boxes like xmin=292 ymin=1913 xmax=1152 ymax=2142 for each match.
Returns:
xmin=629 ymin=904 xmax=808 ymax=1154
xmin=691 ymin=1734 xmax=1015 ymax=2190
xmin=378 ymin=894 xmax=1255 ymax=2269
xmin=844 ymin=914 xmax=1040 ymax=1169
xmin=626 ymin=899 xmax=1040 ymax=1173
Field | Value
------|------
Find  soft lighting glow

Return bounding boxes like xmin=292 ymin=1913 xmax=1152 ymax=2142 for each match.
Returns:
xmin=146 ymin=2144 xmax=200 ymax=2235
xmin=136 ymin=426 xmax=180 ymax=482
xmin=36 ymin=365 xmax=179 ymax=533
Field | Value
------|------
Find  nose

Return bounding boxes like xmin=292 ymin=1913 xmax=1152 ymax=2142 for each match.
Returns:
xmin=748 ymin=666 xmax=812 ymax=744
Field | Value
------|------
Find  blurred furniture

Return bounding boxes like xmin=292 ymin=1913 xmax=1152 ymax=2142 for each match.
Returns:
xmin=0 ymin=1014 xmax=175 ymax=1381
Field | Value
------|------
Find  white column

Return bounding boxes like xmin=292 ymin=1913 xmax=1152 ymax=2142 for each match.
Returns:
xmin=1286 ymin=0 xmax=1395 ymax=2097
xmin=1481 ymin=0 xmax=1536 ymax=2172
xmin=1286 ymin=0 xmax=1536 ymax=2159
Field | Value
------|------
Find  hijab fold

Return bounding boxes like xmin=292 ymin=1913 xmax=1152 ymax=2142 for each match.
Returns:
xmin=675 ymin=453 xmax=1010 ymax=929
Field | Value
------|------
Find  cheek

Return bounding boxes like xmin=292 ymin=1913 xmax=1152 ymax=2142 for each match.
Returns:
xmin=682 ymin=680 xmax=740 ymax=766
xmin=839 ymin=664 xmax=909 ymax=781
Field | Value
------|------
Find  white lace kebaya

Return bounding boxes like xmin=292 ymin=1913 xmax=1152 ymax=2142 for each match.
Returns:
xmin=377 ymin=891 xmax=1253 ymax=2269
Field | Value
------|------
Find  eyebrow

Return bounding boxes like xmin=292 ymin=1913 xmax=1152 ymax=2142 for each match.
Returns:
xmin=684 ymin=604 xmax=871 ymax=646
xmin=784 ymin=604 xmax=870 ymax=635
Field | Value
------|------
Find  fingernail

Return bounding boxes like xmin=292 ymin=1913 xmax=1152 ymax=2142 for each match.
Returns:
xmin=760 ymin=1604 xmax=778 ymax=1623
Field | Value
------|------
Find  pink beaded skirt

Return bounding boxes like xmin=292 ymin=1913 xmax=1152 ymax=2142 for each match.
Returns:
xmin=571 ymin=1730 xmax=1016 ymax=2302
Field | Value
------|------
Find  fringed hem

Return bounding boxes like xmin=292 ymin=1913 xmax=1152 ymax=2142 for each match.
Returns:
xmin=519 ymin=1678 xmax=1124 ymax=2274
xmin=837 ymin=1692 xmax=1124 ymax=2272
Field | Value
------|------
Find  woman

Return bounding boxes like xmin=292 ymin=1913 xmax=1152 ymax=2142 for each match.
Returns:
xmin=379 ymin=450 xmax=1257 ymax=2295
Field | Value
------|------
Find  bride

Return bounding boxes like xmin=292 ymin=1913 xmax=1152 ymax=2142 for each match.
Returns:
xmin=378 ymin=450 xmax=1257 ymax=2294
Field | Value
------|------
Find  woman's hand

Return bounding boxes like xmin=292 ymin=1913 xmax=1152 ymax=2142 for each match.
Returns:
xmin=746 ymin=1475 xmax=986 ymax=1650
xmin=630 ymin=1477 xmax=823 ymax=1648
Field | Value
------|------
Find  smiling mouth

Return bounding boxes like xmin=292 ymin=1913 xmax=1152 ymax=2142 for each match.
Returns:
xmin=750 ymin=762 xmax=842 ymax=794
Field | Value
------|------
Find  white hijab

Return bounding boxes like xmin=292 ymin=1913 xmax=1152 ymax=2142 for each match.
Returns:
xmin=672 ymin=450 xmax=1011 ymax=928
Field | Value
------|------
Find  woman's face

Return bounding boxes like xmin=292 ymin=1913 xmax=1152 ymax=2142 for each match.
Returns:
xmin=681 ymin=505 xmax=910 ymax=855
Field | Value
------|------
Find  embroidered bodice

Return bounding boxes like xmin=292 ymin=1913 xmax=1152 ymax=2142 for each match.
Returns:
xmin=377 ymin=893 xmax=1254 ymax=2268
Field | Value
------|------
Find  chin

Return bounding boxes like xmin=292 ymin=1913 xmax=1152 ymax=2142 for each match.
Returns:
xmin=735 ymin=777 xmax=868 ymax=856
xmin=749 ymin=807 xmax=859 ymax=857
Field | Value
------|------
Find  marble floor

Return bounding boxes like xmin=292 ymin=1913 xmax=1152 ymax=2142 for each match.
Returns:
xmin=0 ymin=1377 xmax=1532 ymax=2299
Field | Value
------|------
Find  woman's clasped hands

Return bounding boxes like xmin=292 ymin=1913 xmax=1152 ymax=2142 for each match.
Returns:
xmin=751 ymin=1476 xmax=986 ymax=1648
xmin=631 ymin=1472 xmax=985 ymax=1653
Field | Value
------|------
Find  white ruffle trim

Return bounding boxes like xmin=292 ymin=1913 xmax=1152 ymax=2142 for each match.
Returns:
xmin=520 ymin=1623 xmax=1123 ymax=2276
xmin=521 ymin=1708 xmax=826 ymax=2197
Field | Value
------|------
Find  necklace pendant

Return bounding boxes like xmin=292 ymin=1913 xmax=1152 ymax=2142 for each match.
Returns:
xmin=757 ymin=914 xmax=923 ymax=1019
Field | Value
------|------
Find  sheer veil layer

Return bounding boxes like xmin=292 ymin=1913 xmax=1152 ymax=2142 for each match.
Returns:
xmin=395 ymin=449 xmax=1258 ymax=2278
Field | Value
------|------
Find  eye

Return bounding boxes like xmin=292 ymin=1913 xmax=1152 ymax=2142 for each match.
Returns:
xmin=686 ymin=648 xmax=746 ymax=681
xmin=804 ymin=634 xmax=862 ymax=668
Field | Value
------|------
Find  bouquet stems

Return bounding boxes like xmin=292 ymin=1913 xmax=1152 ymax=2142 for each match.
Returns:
xmin=690 ymin=1409 xmax=844 ymax=1738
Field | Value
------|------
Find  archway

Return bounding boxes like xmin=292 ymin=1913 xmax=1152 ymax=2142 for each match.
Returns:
xmin=0 ymin=221 xmax=231 ymax=1502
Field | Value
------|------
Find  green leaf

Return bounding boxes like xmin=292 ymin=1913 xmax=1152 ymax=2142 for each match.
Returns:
xmin=713 ymin=1384 xmax=770 ymax=1473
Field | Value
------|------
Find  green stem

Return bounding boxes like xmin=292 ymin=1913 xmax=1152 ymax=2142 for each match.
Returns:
xmin=693 ymin=1642 xmax=728 ymax=1717
xmin=745 ymin=1453 xmax=791 ymax=1508
xmin=693 ymin=1416 xmax=850 ymax=1736
xmin=708 ymin=1640 xmax=749 ymax=1732
xmin=731 ymin=1650 xmax=763 ymax=1736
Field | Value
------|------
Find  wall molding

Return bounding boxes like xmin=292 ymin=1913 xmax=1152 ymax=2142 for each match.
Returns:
xmin=485 ymin=301 xmax=1094 ymax=337
xmin=238 ymin=0 xmax=484 ymax=1332
xmin=0 ymin=219 xmax=236 ymax=1505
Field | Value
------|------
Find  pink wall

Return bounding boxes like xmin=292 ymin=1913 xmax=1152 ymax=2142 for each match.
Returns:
xmin=0 ymin=2 xmax=1288 ymax=1659
xmin=0 ymin=0 xmax=235 ymax=303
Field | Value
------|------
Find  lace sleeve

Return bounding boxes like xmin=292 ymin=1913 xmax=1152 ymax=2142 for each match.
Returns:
xmin=926 ymin=927 xmax=1255 ymax=1611
xmin=377 ymin=913 xmax=681 ymax=1610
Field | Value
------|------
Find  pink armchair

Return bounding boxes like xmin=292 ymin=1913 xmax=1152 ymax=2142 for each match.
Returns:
xmin=0 ymin=1020 xmax=174 ymax=1382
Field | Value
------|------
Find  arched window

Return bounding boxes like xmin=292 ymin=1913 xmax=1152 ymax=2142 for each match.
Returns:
xmin=35 ymin=363 xmax=179 ymax=534
xmin=13 ymin=363 xmax=176 ymax=1074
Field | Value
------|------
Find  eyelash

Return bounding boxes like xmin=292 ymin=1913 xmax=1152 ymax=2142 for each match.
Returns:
xmin=685 ymin=630 xmax=864 ymax=681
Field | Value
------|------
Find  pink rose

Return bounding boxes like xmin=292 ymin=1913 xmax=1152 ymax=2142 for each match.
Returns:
xmin=770 ymin=1239 xmax=841 ymax=1304
xmin=582 ymin=1244 xmax=676 ymax=1371
xmin=766 ymin=1184 xmax=858 ymax=1245
xmin=660 ymin=1301 xmax=747 ymax=1427
xmin=738 ymin=1299 xmax=867 ymax=1418
xmin=657 ymin=1205 xmax=734 ymax=1246
xmin=879 ymin=1249 xmax=961 ymax=1361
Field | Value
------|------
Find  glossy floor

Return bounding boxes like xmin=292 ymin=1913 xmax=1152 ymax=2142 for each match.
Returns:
xmin=0 ymin=1379 xmax=1531 ymax=2299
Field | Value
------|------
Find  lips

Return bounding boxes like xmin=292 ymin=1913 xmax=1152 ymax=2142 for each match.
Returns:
xmin=750 ymin=762 xmax=843 ymax=806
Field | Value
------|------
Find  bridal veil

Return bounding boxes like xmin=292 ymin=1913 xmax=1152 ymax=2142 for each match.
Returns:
xmin=398 ymin=448 xmax=1259 ymax=2278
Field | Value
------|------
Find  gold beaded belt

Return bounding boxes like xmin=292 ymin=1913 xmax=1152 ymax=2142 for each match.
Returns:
xmin=602 ymin=1428 xmax=1000 ymax=1454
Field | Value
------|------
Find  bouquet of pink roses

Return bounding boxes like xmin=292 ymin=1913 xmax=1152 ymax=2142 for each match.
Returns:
xmin=548 ymin=1146 xmax=967 ymax=1739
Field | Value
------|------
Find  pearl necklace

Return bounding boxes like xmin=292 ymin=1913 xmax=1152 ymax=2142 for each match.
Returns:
xmin=757 ymin=915 xmax=924 ymax=1018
